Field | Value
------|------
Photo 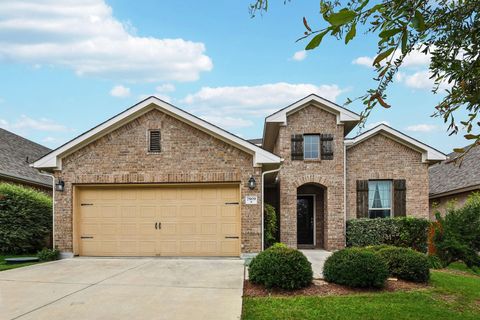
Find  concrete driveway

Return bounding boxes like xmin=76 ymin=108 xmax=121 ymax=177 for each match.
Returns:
xmin=0 ymin=258 xmax=244 ymax=320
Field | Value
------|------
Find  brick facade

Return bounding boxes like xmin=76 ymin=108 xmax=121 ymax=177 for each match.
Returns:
xmin=273 ymin=105 xmax=346 ymax=250
xmin=54 ymin=109 xmax=262 ymax=254
xmin=346 ymin=134 xmax=430 ymax=220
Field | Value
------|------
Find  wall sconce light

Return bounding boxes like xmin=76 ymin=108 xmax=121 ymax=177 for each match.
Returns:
xmin=55 ymin=179 xmax=65 ymax=192
xmin=248 ymin=176 xmax=256 ymax=190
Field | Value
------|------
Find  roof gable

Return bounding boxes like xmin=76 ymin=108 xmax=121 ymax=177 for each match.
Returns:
xmin=265 ymin=94 xmax=361 ymax=124
xmin=345 ymin=124 xmax=446 ymax=163
xmin=262 ymin=94 xmax=361 ymax=151
xmin=33 ymin=97 xmax=281 ymax=169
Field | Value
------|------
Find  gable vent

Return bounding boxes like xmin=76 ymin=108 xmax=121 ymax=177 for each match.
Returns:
xmin=148 ymin=130 xmax=161 ymax=153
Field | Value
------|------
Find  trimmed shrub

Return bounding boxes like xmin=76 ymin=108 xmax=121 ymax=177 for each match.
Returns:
xmin=249 ymin=243 xmax=313 ymax=290
xmin=323 ymin=248 xmax=389 ymax=288
xmin=263 ymin=203 xmax=278 ymax=249
xmin=376 ymin=247 xmax=430 ymax=283
xmin=433 ymin=193 xmax=480 ymax=268
xmin=37 ymin=248 xmax=59 ymax=261
xmin=346 ymin=217 xmax=430 ymax=252
xmin=0 ymin=183 xmax=52 ymax=254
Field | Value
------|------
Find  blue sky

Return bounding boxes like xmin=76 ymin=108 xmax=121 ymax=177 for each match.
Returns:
xmin=0 ymin=0 xmax=467 ymax=153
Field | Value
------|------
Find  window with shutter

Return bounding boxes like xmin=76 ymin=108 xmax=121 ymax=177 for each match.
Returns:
xmin=148 ymin=130 xmax=161 ymax=153
xmin=320 ymin=134 xmax=334 ymax=160
xmin=393 ymin=179 xmax=407 ymax=217
xmin=291 ymin=134 xmax=304 ymax=160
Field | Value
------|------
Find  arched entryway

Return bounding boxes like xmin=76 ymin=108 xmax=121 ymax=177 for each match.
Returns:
xmin=297 ymin=183 xmax=327 ymax=249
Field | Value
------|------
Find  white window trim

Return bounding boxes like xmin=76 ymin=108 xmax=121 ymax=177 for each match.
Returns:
xmin=368 ymin=180 xmax=393 ymax=218
xmin=303 ymin=134 xmax=320 ymax=160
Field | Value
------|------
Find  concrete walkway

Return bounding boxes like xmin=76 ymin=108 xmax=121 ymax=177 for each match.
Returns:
xmin=300 ymin=250 xmax=333 ymax=279
xmin=0 ymin=258 xmax=244 ymax=320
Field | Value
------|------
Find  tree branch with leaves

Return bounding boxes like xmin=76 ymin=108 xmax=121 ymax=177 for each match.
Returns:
xmin=250 ymin=0 xmax=480 ymax=153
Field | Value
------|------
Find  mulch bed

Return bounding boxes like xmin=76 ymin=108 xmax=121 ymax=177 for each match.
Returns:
xmin=243 ymin=278 xmax=429 ymax=297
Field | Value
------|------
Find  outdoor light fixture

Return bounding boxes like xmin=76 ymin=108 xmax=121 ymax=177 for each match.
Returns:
xmin=248 ymin=176 xmax=256 ymax=190
xmin=55 ymin=179 xmax=65 ymax=192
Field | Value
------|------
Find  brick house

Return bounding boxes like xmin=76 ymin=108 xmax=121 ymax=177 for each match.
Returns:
xmin=33 ymin=95 xmax=445 ymax=258
xmin=429 ymin=143 xmax=480 ymax=218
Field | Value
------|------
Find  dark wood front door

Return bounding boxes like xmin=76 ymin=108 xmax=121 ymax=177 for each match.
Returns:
xmin=297 ymin=195 xmax=314 ymax=245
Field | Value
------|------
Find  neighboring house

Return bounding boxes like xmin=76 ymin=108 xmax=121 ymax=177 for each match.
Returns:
xmin=33 ymin=95 xmax=445 ymax=258
xmin=429 ymin=143 xmax=480 ymax=218
xmin=0 ymin=128 xmax=52 ymax=194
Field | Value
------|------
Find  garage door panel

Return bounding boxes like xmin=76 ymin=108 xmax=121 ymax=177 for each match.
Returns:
xmin=120 ymin=206 xmax=137 ymax=218
xmin=78 ymin=184 xmax=240 ymax=257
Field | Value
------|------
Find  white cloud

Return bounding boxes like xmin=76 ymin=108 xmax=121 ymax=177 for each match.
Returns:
xmin=181 ymin=82 xmax=344 ymax=130
xmin=405 ymin=124 xmax=438 ymax=132
xmin=200 ymin=116 xmax=254 ymax=129
xmin=396 ymin=70 xmax=451 ymax=91
xmin=352 ymin=56 xmax=374 ymax=68
xmin=155 ymin=83 xmax=176 ymax=93
xmin=0 ymin=115 xmax=70 ymax=132
xmin=110 ymin=85 xmax=130 ymax=98
xmin=366 ymin=121 xmax=390 ymax=129
xmin=0 ymin=0 xmax=212 ymax=82
xmin=353 ymin=48 xmax=431 ymax=68
xmin=292 ymin=50 xmax=307 ymax=61
xmin=182 ymin=82 xmax=344 ymax=117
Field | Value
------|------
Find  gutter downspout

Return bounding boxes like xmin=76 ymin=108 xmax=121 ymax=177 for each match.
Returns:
xmin=38 ymin=171 xmax=55 ymax=250
xmin=261 ymin=167 xmax=281 ymax=251
xmin=343 ymin=142 xmax=347 ymax=246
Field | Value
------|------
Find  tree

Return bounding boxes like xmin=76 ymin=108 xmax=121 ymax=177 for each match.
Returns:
xmin=250 ymin=0 xmax=480 ymax=153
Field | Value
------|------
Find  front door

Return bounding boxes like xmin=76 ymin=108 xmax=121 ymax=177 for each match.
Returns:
xmin=297 ymin=195 xmax=314 ymax=245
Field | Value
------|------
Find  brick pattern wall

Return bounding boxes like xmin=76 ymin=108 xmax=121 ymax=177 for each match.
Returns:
xmin=346 ymin=134 xmax=429 ymax=220
xmin=273 ymin=105 xmax=345 ymax=250
xmin=54 ymin=108 xmax=262 ymax=254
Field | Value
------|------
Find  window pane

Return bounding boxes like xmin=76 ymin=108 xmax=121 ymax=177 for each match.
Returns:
xmin=303 ymin=135 xmax=319 ymax=159
xmin=368 ymin=180 xmax=392 ymax=209
xmin=369 ymin=209 xmax=391 ymax=218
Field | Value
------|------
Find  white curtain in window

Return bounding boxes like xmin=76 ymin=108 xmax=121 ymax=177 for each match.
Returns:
xmin=368 ymin=180 xmax=391 ymax=209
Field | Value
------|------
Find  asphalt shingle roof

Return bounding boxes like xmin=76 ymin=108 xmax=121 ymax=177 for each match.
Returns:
xmin=429 ymin=143 xmax=480 ymax=196
xmin=0 ymin=128 xmax=52 ymax=186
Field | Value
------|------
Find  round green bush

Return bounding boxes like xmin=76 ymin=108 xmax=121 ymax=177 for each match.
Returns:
xmin=0 ymin=183 xmax=52 ymax=254
xmin=249 ymin=243 xmax=313 ymax=290
xmin=377 ymin=247 xmax=430 ymax=283
xmin=323 ymin=248 xmax=389 ymax=288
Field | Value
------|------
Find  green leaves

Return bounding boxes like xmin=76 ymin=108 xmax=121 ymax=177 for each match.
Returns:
xmin=373 ymin=47 xmax=395 ymax=66
xmin=379 ymin=28 xmax=403 ymax=39
xmin=327 ymin=9 xmax=356 ymax=26
xmin=345 ymin=23 xmax=357 ymax=44
xmin=412 ymin=10 xmax=426 ymax=31
xmin=305 ymin=29 xmax=329 ymax=50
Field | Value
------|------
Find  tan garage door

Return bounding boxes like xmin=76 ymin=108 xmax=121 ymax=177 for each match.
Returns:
xmin=76 ymin=184 xmax=240 ymax=257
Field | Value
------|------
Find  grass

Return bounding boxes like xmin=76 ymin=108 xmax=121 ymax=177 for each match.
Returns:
xmin=242 ymin=270 xmax=480 ymax=320
xmin=0 ymin=254 xmax=41 ymax=271
xmin=447 ymin=262 xmax=480 ymax=276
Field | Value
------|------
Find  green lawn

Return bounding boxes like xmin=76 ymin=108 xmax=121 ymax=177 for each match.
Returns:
xmin=242 ymin=271 xmax=480 ymax=320
xmin=0 ymin=255 xmax=41 ymax=271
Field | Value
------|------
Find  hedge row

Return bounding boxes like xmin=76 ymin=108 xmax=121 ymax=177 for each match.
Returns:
xmin=346 ymin=217 xmax=430 ymax=252
xmin=0 ymin=183 xmax=52 ymax=254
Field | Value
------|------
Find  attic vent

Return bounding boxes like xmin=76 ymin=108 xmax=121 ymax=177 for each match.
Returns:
xmin=148 ymin=130 xmax=161 ymax=153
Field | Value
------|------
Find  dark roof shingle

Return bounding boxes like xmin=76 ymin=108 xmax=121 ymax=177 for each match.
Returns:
xmin=429 ymin=143 xmax=480 ymax=196
xmin=0 ymin=128 xmax=52 ymax=186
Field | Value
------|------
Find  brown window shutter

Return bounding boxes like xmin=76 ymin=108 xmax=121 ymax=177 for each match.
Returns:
xmin=393 ymin=179 xmax=406 ymax=217
xmin=149 ymin=130 xmax=161 ymax=152
xmin=320 ymin=134 xmax=334 ymax=160
xmin=291 ymin=134 xmax=304 ymax=160
xmin=356 ymin=180 xmax=369 ymax=218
